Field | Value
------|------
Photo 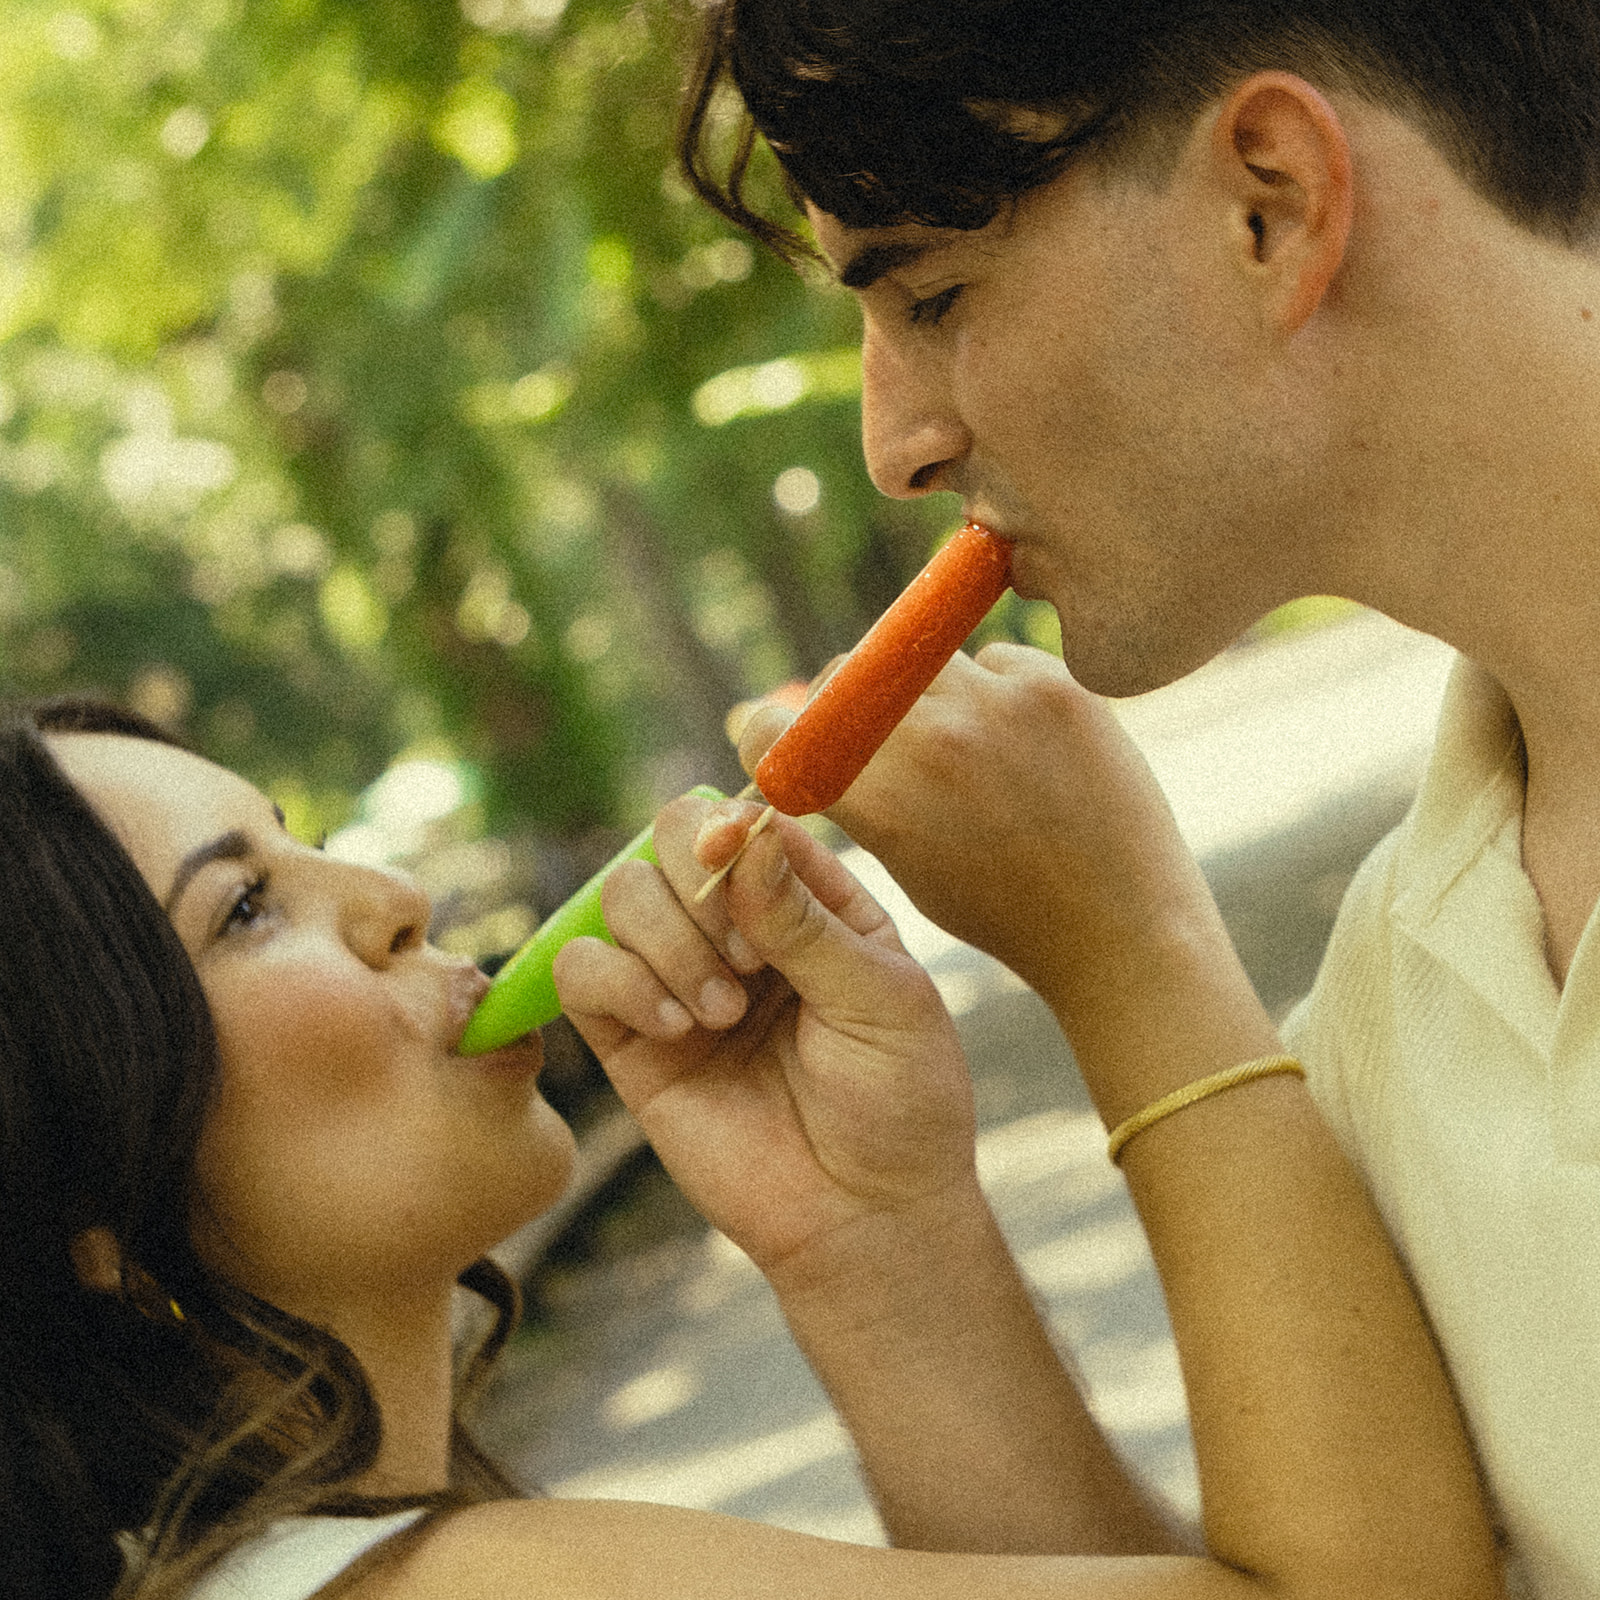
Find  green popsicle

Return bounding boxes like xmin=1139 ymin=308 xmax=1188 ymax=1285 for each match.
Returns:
xmin=456 ymin=785 xmax=727 ymax=1054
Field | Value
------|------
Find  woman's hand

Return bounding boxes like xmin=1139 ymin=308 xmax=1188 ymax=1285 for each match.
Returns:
xmin=553 ymin=793 xmax=979 ymax=1284
xmin=558 ymin=794 xmax=1186 ymax=1557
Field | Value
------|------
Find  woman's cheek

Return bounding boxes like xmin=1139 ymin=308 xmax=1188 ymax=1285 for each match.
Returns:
xmin=207 ymin=949 xmax=409 ymax=1104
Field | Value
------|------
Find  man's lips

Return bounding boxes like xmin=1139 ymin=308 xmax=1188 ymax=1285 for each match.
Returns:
xmin=962 ymin=520 xmax=1035 ymax=599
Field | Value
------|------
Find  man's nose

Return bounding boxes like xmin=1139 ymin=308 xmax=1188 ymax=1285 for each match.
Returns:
xmin=860 ymin=324 xmax=970 ymax=499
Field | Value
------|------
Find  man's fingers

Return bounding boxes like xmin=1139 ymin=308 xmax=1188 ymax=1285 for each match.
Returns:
xmin=731 ymin=658 xmax=849 ymax=775
xmin=971 ymin=638 xmax=1080 ymax=682
xmin=734 ymin=702 xmax=794 ymax=777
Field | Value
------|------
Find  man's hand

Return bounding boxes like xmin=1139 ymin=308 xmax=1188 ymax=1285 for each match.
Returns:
xmin=736 ymin=643 xmax=1213 ymax=1010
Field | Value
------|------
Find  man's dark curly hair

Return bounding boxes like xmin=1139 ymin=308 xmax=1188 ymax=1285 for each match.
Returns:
xmin=681 ymin=0 xmax=1600 ymax=260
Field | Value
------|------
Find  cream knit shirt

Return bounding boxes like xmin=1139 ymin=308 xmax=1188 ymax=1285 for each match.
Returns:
xmin=1284 ymin=655 xmax=1600 ymax=1600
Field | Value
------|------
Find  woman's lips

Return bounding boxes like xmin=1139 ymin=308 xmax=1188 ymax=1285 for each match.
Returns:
xmin=443 ymin=961 xmax=544 ymax=1073
xmin=446 ymin=963 xmax=494 ymax=1051
xmin=461 ymin=1027 xmax=545 ymax=1076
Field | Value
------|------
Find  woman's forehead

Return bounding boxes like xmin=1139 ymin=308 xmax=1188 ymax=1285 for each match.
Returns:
xmin=45 ymin=733 xmax=271 ymax=889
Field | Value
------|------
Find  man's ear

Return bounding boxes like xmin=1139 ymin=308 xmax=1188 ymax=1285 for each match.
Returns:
xmin=1209 ymin=71 xmax=1354 ymax=333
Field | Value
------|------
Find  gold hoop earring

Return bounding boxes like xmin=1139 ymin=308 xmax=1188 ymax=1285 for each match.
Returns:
xmin=122 ymin=1260 xmax=186 ymax=1326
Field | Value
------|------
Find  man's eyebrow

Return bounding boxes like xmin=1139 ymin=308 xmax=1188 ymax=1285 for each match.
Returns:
xmin=164 ymin=829 xmax=255 ymax=917
xmin=837 ymin=238 xmax=939 ymax=291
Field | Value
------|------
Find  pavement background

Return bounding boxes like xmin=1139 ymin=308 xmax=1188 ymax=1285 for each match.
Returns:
xmin=473 ymin=609 xmax=1457 ymax=1543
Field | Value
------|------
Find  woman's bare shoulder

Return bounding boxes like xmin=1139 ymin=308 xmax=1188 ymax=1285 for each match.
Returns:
xmin=335 ymin=1497 xmax=887 ymax=1600
xmin=334 ymin=1497 xmax=1222 ymax=1600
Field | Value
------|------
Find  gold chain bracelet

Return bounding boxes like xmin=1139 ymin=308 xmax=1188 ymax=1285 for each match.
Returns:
xmin=1106 ymin=1055 xmax=1305 ymax=1165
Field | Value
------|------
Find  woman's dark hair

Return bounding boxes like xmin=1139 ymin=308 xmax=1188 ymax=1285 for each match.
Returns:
xmin=0 ymin=698 xmax=520 ymax=1600
xmin=681 ymin=0 xmax=1600 ymax=258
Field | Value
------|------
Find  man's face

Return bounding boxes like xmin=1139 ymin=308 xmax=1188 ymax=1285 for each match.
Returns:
xmin=811 ymin=149 xmax=1325 ymax=695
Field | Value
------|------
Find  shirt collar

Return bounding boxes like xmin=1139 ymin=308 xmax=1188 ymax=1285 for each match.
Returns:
xmin=1390 ymin=655 xmax=1560 ymax=1057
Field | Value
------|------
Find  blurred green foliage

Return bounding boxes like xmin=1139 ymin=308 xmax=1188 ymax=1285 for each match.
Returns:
xmin=0 ymin=0 xmax=1057 ymax=898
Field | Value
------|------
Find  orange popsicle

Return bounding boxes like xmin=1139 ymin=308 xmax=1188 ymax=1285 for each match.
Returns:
xmin=754 ymin=521 xmax=1013 ymax=815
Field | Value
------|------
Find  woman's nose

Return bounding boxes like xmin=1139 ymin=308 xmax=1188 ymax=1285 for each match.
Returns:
xmin=860 ymin=324 xmax=970 ymax=498
xmin=339 ymin=864 xmax=431 ymax=968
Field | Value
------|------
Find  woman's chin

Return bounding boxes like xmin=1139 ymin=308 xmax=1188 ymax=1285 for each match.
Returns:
xmin=484 ymin=1102 xmax=578 ymax=1244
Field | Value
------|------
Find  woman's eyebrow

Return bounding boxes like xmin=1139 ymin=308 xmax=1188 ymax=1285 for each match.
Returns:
xmin=164 ymin=829 xmax=255 ymax=916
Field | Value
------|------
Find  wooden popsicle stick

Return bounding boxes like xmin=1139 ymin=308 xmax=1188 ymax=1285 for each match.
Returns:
xmin=694 ymin=794 xmax=775 ymax=904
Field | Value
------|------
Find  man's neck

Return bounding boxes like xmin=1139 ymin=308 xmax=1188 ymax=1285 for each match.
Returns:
xmin=1327 ymin=183 xmax=1600 ymax=981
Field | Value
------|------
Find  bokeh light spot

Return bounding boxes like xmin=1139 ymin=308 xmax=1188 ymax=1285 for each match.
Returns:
xmin=773 ymin=466 xmax=820 ymax=515
xmin=159 ymin=106 xmax=210 ymax=161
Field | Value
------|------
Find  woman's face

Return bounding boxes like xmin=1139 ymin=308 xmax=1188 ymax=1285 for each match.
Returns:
xmin=49 ymin=733 xmax=573 ymax=1316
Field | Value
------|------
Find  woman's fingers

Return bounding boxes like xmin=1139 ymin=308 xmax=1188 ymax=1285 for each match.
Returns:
xmin=554 ymin=936 xmax=697 ymax=1050
xmin=717 ymin=818 xmax=940 ymax=1033
xmin=649 ymin=792 xmax=771 ymax=974
xmin=554 ymin=791 xmax=770 ymax=1052
xmin=559 ymin=787 xmax=920 ymax=1059
xmin=691 ymin=797 xmax=901 ymax=944
xmin=599 ymin=856 xmax=750 ymax=1030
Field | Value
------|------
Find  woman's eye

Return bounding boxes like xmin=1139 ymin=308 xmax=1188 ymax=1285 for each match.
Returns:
xmin=222 ymin=875 xmax=269 ymax=936
xmin=909 ymin=284 xmax=964 ymax=327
